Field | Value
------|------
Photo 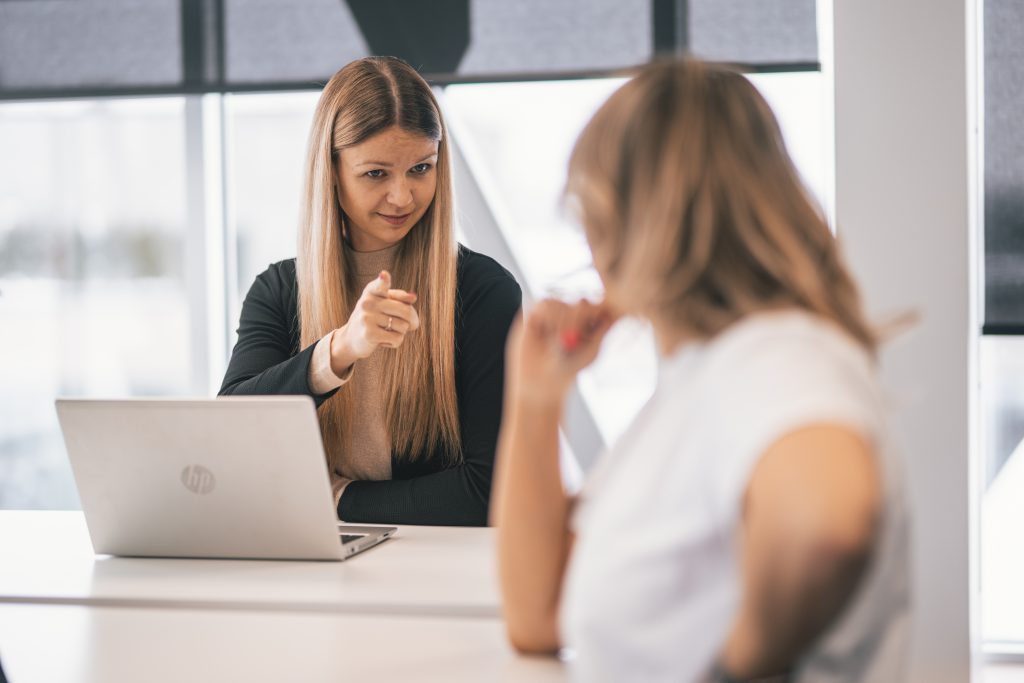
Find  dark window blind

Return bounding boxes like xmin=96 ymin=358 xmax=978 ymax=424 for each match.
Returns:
xmin=689 ymin=0 xmax=817 ymax=66
xmin=984 ymin=0 xmax=1024 ymax=333
xmin=0 ymin=1 xmax=182 ymax=94
xmin=0 ymin=0 xmax=818 ymax=99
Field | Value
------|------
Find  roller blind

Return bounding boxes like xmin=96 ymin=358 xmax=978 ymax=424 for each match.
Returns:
xmin=984 ymin=0 xmax=1024 ymax=332
xmin=0 ymin=1 xmax=182 ymax=92
xmin=0 ymin=0 xmax=818 ymax=99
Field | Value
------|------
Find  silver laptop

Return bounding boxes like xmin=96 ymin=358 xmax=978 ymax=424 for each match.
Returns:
xmin=55 ymin=397 xmax=396 ymax=561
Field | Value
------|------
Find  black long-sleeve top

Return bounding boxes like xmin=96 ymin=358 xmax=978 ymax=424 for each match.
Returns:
xmin=219 ymin=245 xmax=522 ymax=526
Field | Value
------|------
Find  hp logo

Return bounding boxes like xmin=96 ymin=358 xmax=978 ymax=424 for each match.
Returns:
xmin=181 ymin=465 xmax=216 ymax=495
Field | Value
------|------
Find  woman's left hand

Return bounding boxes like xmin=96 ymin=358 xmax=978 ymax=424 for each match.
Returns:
xmin=494 ymin=297 xmax=616 ymax=653
xmin=505 ymin=298 xmax=618 ymax=408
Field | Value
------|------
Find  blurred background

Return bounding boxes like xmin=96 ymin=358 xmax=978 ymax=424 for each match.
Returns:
xmin=0 ymin=0 xmax=1021 ymax=661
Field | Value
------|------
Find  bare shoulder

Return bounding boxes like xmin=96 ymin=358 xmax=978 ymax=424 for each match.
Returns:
xmin=747 ymin=424 xmax=881 ymax=551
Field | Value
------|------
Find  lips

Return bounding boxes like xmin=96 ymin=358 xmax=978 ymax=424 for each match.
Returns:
xmin=378 ymin=212 xmax=412 ymax=226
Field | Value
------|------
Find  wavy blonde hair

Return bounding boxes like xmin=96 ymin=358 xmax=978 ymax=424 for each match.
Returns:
xmin=297 ymin=57 xmax=460 ymax=472
xmin=567 ymin=59 xmax=876 ymax=353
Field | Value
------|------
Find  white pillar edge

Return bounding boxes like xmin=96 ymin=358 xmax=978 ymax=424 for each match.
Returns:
xmin=832 ymin=1 xmax=978 ymax=680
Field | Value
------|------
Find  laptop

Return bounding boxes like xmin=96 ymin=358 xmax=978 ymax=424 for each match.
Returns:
xmin=55 ymin=396 xmax=396 ymax=561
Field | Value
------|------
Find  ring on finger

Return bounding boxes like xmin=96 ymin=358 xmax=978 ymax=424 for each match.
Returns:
xmin=386 ymin=316 xmax=393 ymax=332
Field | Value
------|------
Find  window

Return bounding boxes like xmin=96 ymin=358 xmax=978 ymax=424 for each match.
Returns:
xmin=441 ymin=72 xmax=830 ymax=446
xmin=981 ymin=337 xmax=1024 ymax=648
xmin=1 ymin=0 xmax=827 ymax=510
xmin=225 ymin=91 xmax=321 ymax=332
xmin=0 ymin=98 xmax=190 ymax=509
xmin=981 ymin=0 xmax=1024 ymax=650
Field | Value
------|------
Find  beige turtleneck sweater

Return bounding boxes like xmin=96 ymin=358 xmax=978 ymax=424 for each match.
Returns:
xmin=308 ymin=244 xmax=401 ymax=506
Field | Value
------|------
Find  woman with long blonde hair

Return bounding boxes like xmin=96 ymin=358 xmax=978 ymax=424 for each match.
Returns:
xmin=221 ymin=57 xmax=521 ymax=526
xmin=493 ymin=59 xmax=908 ymax=681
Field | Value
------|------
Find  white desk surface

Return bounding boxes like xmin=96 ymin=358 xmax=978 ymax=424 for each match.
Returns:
xmin=0 ymin=603 xmax=566 ymax=683
xmin=0 ymin=511 xmax=502 ymax=618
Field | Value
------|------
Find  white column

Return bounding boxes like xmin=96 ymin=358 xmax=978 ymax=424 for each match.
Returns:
xmin=183 ymin=94 xmax=229 ymax=395
xmin=832 ymin=1 xmax=978 ymax=681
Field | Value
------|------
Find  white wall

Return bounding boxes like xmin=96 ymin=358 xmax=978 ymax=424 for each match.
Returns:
xmin=832 ymin=1 xmax=975 ymax=681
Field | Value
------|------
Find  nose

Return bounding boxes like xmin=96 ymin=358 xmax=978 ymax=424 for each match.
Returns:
xmin=386 ymin=178 xmax=413 ymax=210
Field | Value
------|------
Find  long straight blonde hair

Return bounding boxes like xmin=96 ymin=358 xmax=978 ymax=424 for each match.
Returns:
xmin=567 ymin=59 xmax=877 ymax=353
xmin=297 ymin=57 xmax=461 ymax=472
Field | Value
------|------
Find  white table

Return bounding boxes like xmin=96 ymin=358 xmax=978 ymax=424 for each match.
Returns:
xmin=0 ymin=603 xmax=566 ymax=683
xmin=0 ymin=509 xmax=503 ymax=618
xmin=0 ymin=511 xmax=567 ymax=682
xmin=0 ymin=511 xmax=501 ymax=617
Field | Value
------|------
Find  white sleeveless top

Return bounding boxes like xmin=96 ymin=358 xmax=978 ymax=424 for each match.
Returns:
xmin=560 ymin=311 xmax=910 ymax=683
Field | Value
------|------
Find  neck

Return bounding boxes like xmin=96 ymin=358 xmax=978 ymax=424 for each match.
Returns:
xmin=348 ymin=241 xmax=401 ymax=277
xmin=652 ymin=319 xmax=698 ymax=356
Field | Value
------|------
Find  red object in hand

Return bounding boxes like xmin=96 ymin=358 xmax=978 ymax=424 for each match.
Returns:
xmin=560 ymin=329 xmax=581 ymax=352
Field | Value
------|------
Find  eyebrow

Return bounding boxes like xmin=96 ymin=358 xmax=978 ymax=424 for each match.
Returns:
xmin=354 ymin=153 xmax=438 ymax=168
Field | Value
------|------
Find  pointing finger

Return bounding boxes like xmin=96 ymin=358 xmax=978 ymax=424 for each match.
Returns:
xmin=365 ymin=271 xmax=391 ymax=297
xmin=387 ymin=289 xmax=417 ymax=304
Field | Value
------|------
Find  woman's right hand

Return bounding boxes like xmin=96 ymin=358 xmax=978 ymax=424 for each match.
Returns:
xmin=329 ymin=270 xmax=420 ymax=375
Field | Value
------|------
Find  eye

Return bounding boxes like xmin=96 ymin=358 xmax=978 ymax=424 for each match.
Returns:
xmin=411 ymin=163 xmax=433 ymax=175
xmin=365 ymin=169 xmax=386 ymax=179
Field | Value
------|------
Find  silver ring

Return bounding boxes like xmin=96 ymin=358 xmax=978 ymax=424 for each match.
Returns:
xmin=386 ymin=317 xmax=393 ymax=332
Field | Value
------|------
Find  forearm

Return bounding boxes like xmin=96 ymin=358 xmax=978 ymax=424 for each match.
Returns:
xmin=337 ymin=464 xmax=491 ymax=526
xmin=492 ymin=396 xmax=571 ymax=654
xmin=220 ymin=344 xmax=336 ymax=405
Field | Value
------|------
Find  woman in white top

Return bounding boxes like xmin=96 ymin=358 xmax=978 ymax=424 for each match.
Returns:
xmin=492 ymin=59 xmax=909 ymax=682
